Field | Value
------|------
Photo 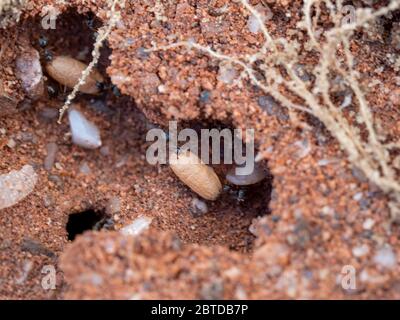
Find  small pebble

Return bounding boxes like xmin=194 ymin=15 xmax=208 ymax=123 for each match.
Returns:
xmin=199 ymin=90 xmax=211 ymax=103
xmin=359 ymin=197 xmax=371 ymax=210
xmin=248 ymin=222 xmax=259 ymax=237
xmin=353 ymin=192 xmax=363 ymax=201
xmin=38 ymin=108 xmax=58 ymax=121
xmin=218 ymin=63 xmax=237 ymax=84
xmin=321 ymin=205 xmax=334 ymax=216
xmin=317 ymin=158 xmax=336 ymax=166
xmin=68 ymin=108 xmax=102 ymax=149
xmin=191 ymin=197 xmax=208 ymax=217
xmin=6 ymin=138 xmax=16 ymax=149
xmin=200 ymin=279 xmax=224 ymax=300
xmin=258 ymin=95 xmax=277 ymax=114
xmin=15 ymin=46 xmax=44 ymax=99
xmin=48 ymin=174 xmax=63 ymax=188
xmin=352 ymin=244 xmax=370 ymax=258
xmin=293 ymin=64 xmax=312 ymax=82
xmin=137 ymin=47 xmax=149 ymax=59
xmin=100 ymin=146 xmax=110 ymax=156
xmin=106 ymin=197 xmax=121 ymax=215
xmin=373 ymin=245 xmax=397 ymax=269
xmin=247 ymin=4 xmax=267 ymax=34
xmin=120 ymin=216 xmax=152 ymax=237
xmin=43 ymin=194 xmax=54 ymax=208
xmin=44 ymin=142 xmax=58 ymax=171
xmin=340 ymin=92 xmax=353 ymax=109
xmin=362 ymin=218 xmax=375 ymax=230
xmin=157 ymin=84 xmax=167 ymax=93
xmin=0 ymin=165 xmax=38 ymax=210
xmin=18 ymin=132 xmax=37 ymax=144
xmin=21 ymin=237 xmax=55 ymax=258
xmin=271 ymin=215 xmax=280 ymax=223
xmin=79 ymin=162 xmax=91 ymax=175
xmin=294 ymin=139 xmax=311 ymax=159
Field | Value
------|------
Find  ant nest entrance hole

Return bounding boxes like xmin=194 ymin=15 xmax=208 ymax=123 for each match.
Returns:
xmin=165 ymin=120 xmax=274 ymax=253
xmin=66 ymin=208 xmax=114 ymax=241
xmin=24 ymin=8 xmax=118 ymax=104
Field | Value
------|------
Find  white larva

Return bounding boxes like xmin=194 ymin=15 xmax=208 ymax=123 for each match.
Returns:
xmin=45 ymin=56 xmax=104 ymax=94
xmin=226 ymin=163 xmax=266 ymax=186
xmin=169 ymin=150 xmax=222 ymax=201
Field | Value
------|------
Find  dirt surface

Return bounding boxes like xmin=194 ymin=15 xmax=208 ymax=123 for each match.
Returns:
xmin=1 ymin=0 xmax=400 ymax=299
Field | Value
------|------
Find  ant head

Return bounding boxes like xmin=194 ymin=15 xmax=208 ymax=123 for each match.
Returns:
xmin=223 ymin=184 xmax=247 ymax=203
xmin=237 ymin=189 xmax=246 ymax=202
xmin=112 ymin=85 xmax=121 ymax=97
xmin=86 ymin=12 xmax=96 ymax=30
xmin=38 ymin=36 xmax=48 ymax=48
xmin=95 ymin=81 xmax=106 ymax=92
xmin=44 ymin=49 xmax=53 ymax=62
xmin=47 ymin=85 xmax=58 ymax=98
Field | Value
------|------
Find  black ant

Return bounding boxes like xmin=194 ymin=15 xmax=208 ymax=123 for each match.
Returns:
xmin=223 ymin=184 xmax=248 ymax=204
xmin=85 ymin=12 xmax=96 ymax=30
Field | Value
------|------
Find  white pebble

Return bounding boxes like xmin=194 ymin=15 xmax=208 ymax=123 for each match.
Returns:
xmin=353 ymin=192 xmax=363 ymax=201
xmin=352 ymin=244 xmax=370 ymax=257
xmin=248 ymin=14 xmax=260 ymax=33
xmin=362 ymin=218 xmax=375 ymax=230
xmin=120 ymin=216 xmax=152 ymax=237
xmin=79 ymin=162 xmax=91 ymax=175
xmin=218 ymin=63 xmax=237 ymax=84
xmin=106 ymin=197 xmax=121 ymax=215
xmin=6 ymin=138 xmax=16 ymax=149
xmin=248 ymin=223 xmax=259 ymax=237
xmin=15 ymin=47 xmax=44 ymax=99
xmin=317 ymin=158 xmax=335 ymax=166
xmin=247 ymin=4 xmax=267 ymax=34
xmin=294 ymin=139 xmax=311 ymax=159
xmin=0 ymin=165 xmax=38 ymax=210
xmin=373 ymin=245 xmax=397 ymax=269
xmin=191 ymin=197 xmax=208 ymax=215
xmin=68 ymin=108 xmax=101 ymax=149
xmin=340 ymin=93 xmax=352 ymax=109
xmin=321 ymin=206 xmax=334 ymax=216
xmin=100 ymin=146 xmax=110 ymax=156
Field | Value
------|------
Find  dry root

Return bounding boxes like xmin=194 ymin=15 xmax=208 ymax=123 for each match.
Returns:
xmin=57 ymin=0 xmax=124 ymax=123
